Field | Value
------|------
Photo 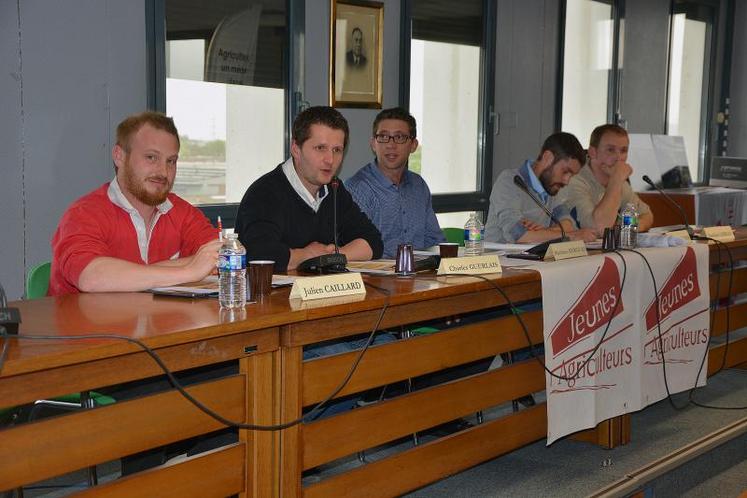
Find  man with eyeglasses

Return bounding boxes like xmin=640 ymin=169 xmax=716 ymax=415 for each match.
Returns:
xmin=346 ymin=107 xmax=445 ymax=258
xmin=235 ymin=106 xmax=383 ymax=272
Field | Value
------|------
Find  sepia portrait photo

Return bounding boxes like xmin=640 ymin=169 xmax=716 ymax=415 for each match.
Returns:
xmin=330 ymin=0 xmax=383 ymax=108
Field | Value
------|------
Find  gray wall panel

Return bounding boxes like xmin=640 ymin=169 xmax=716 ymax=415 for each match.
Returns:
xmin=620 ymin=0 xmax=670 ymax=134
xmin=0 ymin=1 xmax=25 ymax=299
xmin=492 ymin=0 xmax=560 ymax=183
xmin=729 ymin=1 xmax=747 ymax=156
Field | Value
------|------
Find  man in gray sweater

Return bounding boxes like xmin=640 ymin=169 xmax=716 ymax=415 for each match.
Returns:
xmin=485 ymin=132 xmax=597 ymax=244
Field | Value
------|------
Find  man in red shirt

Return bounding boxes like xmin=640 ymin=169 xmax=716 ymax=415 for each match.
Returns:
xmin=50 ymin=111 xmax=221 ymax=295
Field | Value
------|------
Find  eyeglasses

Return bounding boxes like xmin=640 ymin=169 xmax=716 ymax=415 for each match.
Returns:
xmin=374 ymin=133 xmax=413 ymax=144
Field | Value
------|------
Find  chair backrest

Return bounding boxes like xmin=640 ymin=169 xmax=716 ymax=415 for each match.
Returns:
xmin=442 ymin=227 xmax=465 ymax=246
xmin=26 ymin=261 xmax=51 ymax=299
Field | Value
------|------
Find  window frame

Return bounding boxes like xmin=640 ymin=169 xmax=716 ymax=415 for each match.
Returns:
xmin=665 ymin=0 xmax=721 ymax=183
xmin=399 ymin=0 xmax=496 ymax=217
xmin=146 ymin=0 xmax=300 ymax=228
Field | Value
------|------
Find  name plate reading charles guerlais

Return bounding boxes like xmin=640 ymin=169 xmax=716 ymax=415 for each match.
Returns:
xmin=289 ymin=272 xmax=366 ymax=301
xmin=545 ymin=240 xmax=588 ymax=261
xmin=437 ymin=255 xmax=502 ymax=275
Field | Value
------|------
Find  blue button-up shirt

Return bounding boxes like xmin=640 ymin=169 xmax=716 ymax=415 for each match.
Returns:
xmin=346 ymin=161 xmax=445 ymax=258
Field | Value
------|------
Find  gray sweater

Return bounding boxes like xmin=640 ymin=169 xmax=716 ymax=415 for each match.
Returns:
xmin=485 ymin=160 xmax=573 ymax=243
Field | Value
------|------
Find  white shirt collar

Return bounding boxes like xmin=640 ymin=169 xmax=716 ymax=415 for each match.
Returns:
xmin=281 ymin=157 xmax=328 ymax=212
xmin=107 ymin=177 xmax=173 ymax=263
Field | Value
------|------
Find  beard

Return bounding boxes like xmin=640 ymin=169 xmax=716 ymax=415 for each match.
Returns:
xmin=539 ymin=164 xmax=563 ymax=196
xmin=121 ymin=161 xmax=172 ymax=206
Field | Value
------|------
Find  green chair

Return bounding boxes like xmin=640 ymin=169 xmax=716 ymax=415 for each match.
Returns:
xmin=26 ymin=261 xmax=51 ymax=298
xmin=442 ymin=227 xmax=465 ymax=246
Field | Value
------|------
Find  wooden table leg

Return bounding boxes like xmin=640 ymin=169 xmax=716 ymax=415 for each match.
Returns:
xmin=279 ymin=345 xmax=303 ymax=498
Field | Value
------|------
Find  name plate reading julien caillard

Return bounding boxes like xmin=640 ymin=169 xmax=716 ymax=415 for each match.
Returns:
xmin=437 ymin=255 xmax=502 ymax=275
xmin=289 ymin=272 xmax=366 ymax=301
xmin=702 ymin=225 xmax=735 ymax=243
xmin=545 ymin=240 xmax=587 ymax=261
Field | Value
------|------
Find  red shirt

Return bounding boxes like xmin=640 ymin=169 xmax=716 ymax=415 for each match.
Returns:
xmin=50 ymin=183 xmax=217 ymax=295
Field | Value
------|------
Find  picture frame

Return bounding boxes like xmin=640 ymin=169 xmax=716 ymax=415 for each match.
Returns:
xmin=329 ymin=0 xmax=384 ymax=108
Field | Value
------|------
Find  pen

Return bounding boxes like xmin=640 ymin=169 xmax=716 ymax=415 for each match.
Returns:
xmin=217 ymin=215 xmax=223 ymax=241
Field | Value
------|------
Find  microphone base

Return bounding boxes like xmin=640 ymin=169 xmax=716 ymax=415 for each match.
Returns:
xmin=0 ymin=307 xmax=21 ymax=335
xmin=297 ymin=253 xmax=348 ymax=274
xmin=526 ymin=237 xmax=564 ymax=257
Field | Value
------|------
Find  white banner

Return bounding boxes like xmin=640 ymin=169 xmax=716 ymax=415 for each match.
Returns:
xmin=537 ymin=245 xmax=710 ymax=444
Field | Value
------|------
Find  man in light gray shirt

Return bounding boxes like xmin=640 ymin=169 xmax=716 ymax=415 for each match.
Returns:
xmin=485 ymin=132 xmax=597 ymax=244
xmin=565 ymin=124 xmax=653 ymax=233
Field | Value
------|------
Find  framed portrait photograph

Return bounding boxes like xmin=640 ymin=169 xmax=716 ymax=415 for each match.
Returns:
xmin=330 ymin=0 xmax=384 ymax=108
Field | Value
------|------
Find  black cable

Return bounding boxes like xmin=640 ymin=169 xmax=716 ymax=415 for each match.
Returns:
xmin=686 ymin=237 xmax=746 ymax=410
xmin=418 ymin=250 xmax=628 ymax=383
xmin=0 ymin=283 xmax=392 ymax=431
xmin=622 ymin=245 xmax=746 ymax=412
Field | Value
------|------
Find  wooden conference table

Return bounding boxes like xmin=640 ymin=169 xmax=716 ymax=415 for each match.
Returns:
xmin=2 ymin=232 xmax=747 ymax=497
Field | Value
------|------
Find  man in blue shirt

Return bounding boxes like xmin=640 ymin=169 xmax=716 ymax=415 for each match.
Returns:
xmin=346 ymin=107 xmax=445 ymax=258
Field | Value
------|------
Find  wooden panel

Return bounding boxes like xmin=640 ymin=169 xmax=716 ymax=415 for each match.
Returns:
xmin=284 ymin=280 xmax=542 ymax=347
xmin=74 ymin=444 xmax=245 ymax=498
xmin=303 ymin=360 xmax=546 ymax=469
xmin=638 ymin=192 xmax=695 ymax=228
xmin=708 ymin=336 xmax=747 ymax=375
xmin=279 ymin=345 xmax=304 ymax=498
xmin=710 ymin=302 xmax=747 ymax=338
xmin=710 ymin=267 xmax=747 ymax=299
xmin=242 ymin=351 xmax=279 ymax=498
xmin=0 ymin=328 xmax=275 ymax=408
xmin=304 ymin=404 xmax=547 ymax=498
xmin=302 ymin=311 xmax=544 ymax=405
xmin=571 ymin=414 xmax=631 ymax=448
xmin=0 ymin=375 xmax=245 ymax=490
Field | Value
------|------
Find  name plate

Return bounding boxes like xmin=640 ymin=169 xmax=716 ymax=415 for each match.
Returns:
xmin=289 ymin=273 xmax=366 ymax=301
xmin=702 ymin=225 xmax=735 ymax=242
xmin=545 ymin=240 xmax=587 ymax=261
xmin=665 ymin=229 xmax=692 ymax=242
xmin=437 ymin=255 xmax=502 ymax=275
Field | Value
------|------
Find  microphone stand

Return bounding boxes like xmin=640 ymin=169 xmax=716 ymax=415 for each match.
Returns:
xmin=297 ymin=179 xmax=348 ymax=274
xmin=641 ymin=175 xmax=695 ymax=239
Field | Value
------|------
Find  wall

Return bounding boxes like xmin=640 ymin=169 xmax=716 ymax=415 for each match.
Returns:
xmin=304 ymin=0 xmax=402 ymax=180
xmin=728 ymin=1 xmax=747 ymax=156
xmin=492 ymin=0 xmax=561 ymax=182
xmin=620 ymin=0 xmax=671 ymax=134
xmin=0 ymin=0 xmax=148 ymax=299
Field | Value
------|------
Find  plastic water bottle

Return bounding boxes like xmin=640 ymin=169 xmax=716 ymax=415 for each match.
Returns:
xmin=218 ymin=233 xmax=246 ymax=309
xmin=464 ymin=213 xmax=484 ymax=256
xmin=619 ymin=203 xmax=639 ymax=249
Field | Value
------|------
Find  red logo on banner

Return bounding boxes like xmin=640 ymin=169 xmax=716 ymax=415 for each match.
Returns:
xmin=549 ymin=257 xmax=623 ymax=357
xmin=645 ymin=247 xmax=700 ymax=330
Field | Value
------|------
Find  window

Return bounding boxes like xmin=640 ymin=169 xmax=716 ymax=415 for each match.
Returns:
xmin=153 ymin=0 xmax=290 ymax=220
xmin=404 ymin=0 xmax=495 ymax=216
xmin=666 ymin=0 xmax=717 ymax=181
xmin=560 ymin=0 xmax=618 ymax=142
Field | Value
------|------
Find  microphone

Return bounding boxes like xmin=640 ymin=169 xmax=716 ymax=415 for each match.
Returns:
xmin=331 ymin=178 xmax=341 ymax=254
xmin=513 ymin=175 xmax=568 ymax=254
xmin=641 ymin=175 xmax=694 ymax=238
xmin=297 ymin=178 xmax=348 ymax=274
xmin=0 ymin=282 xmax=20 ymax=335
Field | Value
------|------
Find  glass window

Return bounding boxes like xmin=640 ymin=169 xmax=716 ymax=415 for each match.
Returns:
xmin=561 ymin=0 xmax=614 ymax=142
xmin=408 ymin=0 xmax=486 ymax=196
xmin=163 ymin=1 xmax=287 ymax=206
xmin=666 ymin=1 xmax=715 ymax=181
